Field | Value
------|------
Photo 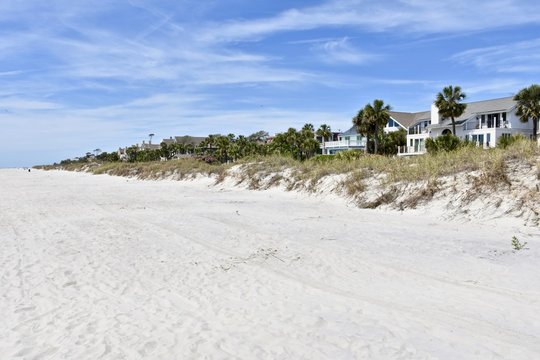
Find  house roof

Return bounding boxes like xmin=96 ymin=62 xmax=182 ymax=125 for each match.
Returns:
xmin=161 ymin=138 xmax=176 ymax=145
xmin=390 ymin=96 xmax=516 ymax=128
xmin=388 ymin=111 xmax=430 ymax=128
xmin=174 ymin=136 xmax=206 ymax=146
xmin=340 ymin=125 xmax=358 ymax=136
xmin=451 ymin=96 xmax=515 ymax=124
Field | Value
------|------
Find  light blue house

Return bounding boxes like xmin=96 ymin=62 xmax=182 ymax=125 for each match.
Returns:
xmin=321 ymin=115 xmax=407 ymax=154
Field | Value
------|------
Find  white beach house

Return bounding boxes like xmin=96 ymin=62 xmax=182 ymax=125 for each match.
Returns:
xmin=321 ymin=111 xmax=407 ymax=154
xmin=322 ymin=96 xmax=538 ymax=156
xmin=397 ymin=96 xmax=536 ymax=155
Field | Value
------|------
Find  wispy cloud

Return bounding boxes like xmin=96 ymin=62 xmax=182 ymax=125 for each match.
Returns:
xmin=198 ymin=0 xmax=540 ymax=42
xmin=452 ymin=38 xmax=540 ymax=73
xmin=311 ymin=37 xmax=374 ymax=64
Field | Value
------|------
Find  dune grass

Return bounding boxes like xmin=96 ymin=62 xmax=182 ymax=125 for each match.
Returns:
xmin=38 ymin=138 xmax=539 ymax=194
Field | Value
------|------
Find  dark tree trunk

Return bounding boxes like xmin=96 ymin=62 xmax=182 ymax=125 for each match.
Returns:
xmin=365 ymin=134 xmax=370 ymax=154
xmin=373 ymin=124 xmax=379 ymax=154
xmin=451 ymin=116 xmax=456 ymax=135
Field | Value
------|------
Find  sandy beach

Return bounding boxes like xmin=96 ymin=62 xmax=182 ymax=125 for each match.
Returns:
xmin=1 ymin=168 xmax=539 ymax=359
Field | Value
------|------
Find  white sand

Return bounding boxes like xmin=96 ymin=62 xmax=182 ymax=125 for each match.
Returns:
xmin=1 ymin=169 xmax=539 ymax=359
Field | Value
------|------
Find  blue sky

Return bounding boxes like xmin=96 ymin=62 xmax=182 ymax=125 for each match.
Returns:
xmin=1 ymin=0 xmax=540 ymax=167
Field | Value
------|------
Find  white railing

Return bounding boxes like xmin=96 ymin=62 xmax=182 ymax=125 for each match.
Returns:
xmin=322 ymin=139 xmax=366 ymax=149
xmin=397 ymin=145 xmax=426 ymax=156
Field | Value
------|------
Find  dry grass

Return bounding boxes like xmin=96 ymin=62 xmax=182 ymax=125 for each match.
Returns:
xmin=401 ymin=179 xmax=441 ymax=209
xmin=38 ymin=138 xmax=539 ymax=200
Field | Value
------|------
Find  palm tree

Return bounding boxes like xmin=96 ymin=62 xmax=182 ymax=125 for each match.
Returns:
xmin=316 ymin=124 xmax=332 ymax=154
xmin=362 ymin=99 xmax=391 ymax=154
xmin=514 ymin=84 xmax=540 ymax=141
xmin=148 ymin=133 xmax=155 ymax=144
xmin=302 ymin=123 xmax=315 ymax=133
xmin=353 ymin=109 xmax=371 ymax=153
xmin=434 ymin=85 xmax=467 ymax=136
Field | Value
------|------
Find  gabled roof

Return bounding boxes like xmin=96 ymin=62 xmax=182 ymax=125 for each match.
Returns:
xmin=340 ymin=125 xmax=358 ymax=136
xmin=450 ymin=96 xmax=516 ymax=124
xmin=390 ymin=96 xmax=516 ymax=128
xmin=174 ymin=136 xmax=206 ymax=146
xmin=389 ymin=111 xmax=431 ymax=129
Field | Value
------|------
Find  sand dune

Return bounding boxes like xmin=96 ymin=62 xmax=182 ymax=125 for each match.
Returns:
xmin=1 ymin=169 xmax=539 ymax=359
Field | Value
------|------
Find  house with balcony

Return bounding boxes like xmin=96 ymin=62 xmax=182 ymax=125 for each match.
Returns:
xmin=321 ymin=114 xmax=408 ymax=154
xmin=321 ymin=126 xmax=366 ymax=154
xmin=397 ymin=96 xmax=536 ymax=156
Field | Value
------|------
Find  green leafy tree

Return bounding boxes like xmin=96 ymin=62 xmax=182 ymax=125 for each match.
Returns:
xmin=302 ymin=123 xmax=315 ymax=133
xmin=434 ymin=85 xmax=467 ymax=136
xmin=316 ymin=124 xmax=332 ymax=154
xmin=353 ymin=109 xmax=372 ymax=154
xmin=126 ymin=146 xmax=138 ymax=162
xmin=514 ymin=84 xmax=540 ymax=141
xmin=362 ymin=99 xmax=391 ymax=154
xmin=378 ymin=129 xmax=407 ymax=156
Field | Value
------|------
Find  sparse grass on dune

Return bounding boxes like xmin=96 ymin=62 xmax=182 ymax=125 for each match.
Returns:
xmin=240 ymin=138 xmax=538 ymax=184
xmin=38 ymin=138 xmax=539 ymax=193
xmin=91 ymin=158 xmax=231 ymax=180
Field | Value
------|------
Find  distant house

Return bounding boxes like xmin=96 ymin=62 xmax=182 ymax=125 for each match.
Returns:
xmin=139 ymin=140 xmax=161 ymax=150
xmin=321 ymin=116 xmax=409 ymax=154
xmin=117 ymin=135 xmax=207 ymax=161
xmin=321 ymin=126 xmax=366 ymax=154
xmin=398 ymin=96 xmax=536 ymax=155
xmin=173 ymin=135 xmax=206 ymax=147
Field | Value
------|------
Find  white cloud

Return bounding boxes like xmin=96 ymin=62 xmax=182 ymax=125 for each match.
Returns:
xmin=198 ymin=0 xmax=540 ymax=42
xmin=452 ymin=38 xmax=540 ymax=73
xmin=312 ymin=37 xmax=374 ymax=64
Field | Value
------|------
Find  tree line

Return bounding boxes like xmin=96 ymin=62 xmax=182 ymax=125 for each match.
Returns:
xmin=58 ymin=84 xmax=540 ymax=165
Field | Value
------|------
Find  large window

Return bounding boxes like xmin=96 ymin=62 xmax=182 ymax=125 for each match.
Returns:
xmin=480 ymin=112 xmax=507 ymax=128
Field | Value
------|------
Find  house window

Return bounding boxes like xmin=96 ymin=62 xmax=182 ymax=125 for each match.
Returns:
xmin=387 ymin=119 xmax=399 ymax=128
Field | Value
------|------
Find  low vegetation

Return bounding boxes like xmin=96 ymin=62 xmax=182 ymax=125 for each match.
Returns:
xmin=40 ymin=135 xmax=538 ymax=184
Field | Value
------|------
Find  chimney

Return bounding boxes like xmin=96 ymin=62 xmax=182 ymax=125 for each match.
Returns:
xmin=431 ymin=103 xmax=440 ymax=125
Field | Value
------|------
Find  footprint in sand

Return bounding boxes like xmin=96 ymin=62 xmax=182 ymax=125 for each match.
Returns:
xmin=138 ymin=341 xmax=157 ymax=357
xmin=14 ymin=306 xmax=35 ymax=313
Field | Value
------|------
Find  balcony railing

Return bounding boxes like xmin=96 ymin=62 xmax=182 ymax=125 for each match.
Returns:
xmin=322 ymin=139 xmax=366 ymax=149
xmin=397 ymin=145 xmax=426 ymax=156
xmin=408 ymin=128 xmax=429 ymax=135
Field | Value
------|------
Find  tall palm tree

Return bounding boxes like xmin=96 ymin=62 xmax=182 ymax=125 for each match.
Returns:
xmin=302 ymin=123 xmax=315 ymax=133
xmin=362 ymin=99 xmax=391 ymax=154
xmin=434 ymin=85 xmax=467 ymax=136
xmin=353 ymin=109 xmax=371 ymax=153
xmin=514 ymin=84 xmax=540 ymax=141
xmin=316 ymin=124 xmax=332 ymax=154
xmin=148 ymin=133 xmax=155 ymax=144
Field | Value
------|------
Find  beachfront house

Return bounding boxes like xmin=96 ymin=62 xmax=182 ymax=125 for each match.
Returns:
xmin=397 ymin=96 xmax=536 ymax=156
xmin=321 ymin=115 xmax=407 ymax=154
xmin=321 ymin=126 xmax=366 ymax=154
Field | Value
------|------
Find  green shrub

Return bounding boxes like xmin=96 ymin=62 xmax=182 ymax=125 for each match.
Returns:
xmin=497 ymin=134 xmax=527 ymax=149
xmin=426 ymin=134 xmax=462 ymax=154
xmin=335 ymin=150 xmax=364 ymax=161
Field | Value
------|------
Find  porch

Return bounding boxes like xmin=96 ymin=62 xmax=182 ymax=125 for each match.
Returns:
xmin=321 ymin=139 xmax=366 ymax=154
